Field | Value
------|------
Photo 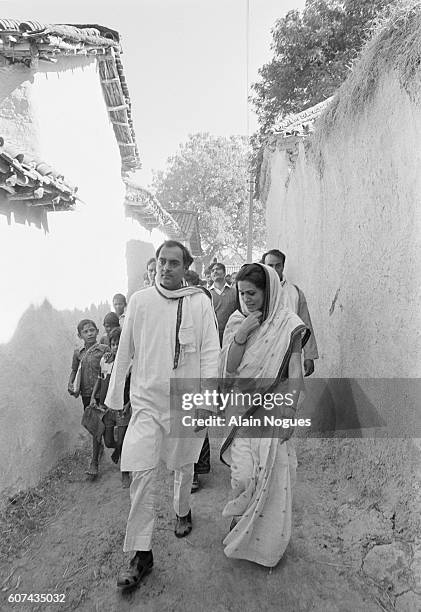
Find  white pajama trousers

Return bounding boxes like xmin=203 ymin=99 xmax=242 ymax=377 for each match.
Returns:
xmin=123 ymin=463 xmax=194 ymax=552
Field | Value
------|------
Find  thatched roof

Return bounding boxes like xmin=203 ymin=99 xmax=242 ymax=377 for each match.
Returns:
xmin=0 ymin=138 xmax=78 ymax=230
xmin=256 ymin=98 xmax=333 ymax=202
xmin=0 ymin=20 xmax=140 ymax=174
xmin=125 ymin=180 xmax=181 ymax=233
xmin=169 ymin=210 xmax=202 ymax=257
xmin=271 ymin=97 xmax=333 ymax=137
xmin=124 ymin=181 xmax=203 ymax=256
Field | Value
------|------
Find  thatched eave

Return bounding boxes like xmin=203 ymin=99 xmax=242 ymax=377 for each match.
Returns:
xmin=0 ymin=19 xmax=141 ymax=174
xmin=0 ymin=138 xmax=79 ymax=230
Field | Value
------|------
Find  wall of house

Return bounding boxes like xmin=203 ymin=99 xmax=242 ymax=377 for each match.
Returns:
xmin=262 ymin=70 xmax=421 ymax=596
xmin=0 ymin=55 xmax=162 ymax=495
xmin=264 ymin=73 xmax=421 ymax=379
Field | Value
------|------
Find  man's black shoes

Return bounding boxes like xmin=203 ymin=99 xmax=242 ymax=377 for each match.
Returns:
xmin=174 ymin=509 xmax=192 ymax=538
xmin=117 ymin=550 xmax=153 ymax=590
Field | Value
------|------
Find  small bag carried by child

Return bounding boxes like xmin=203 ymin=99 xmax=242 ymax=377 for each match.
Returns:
xmin=81 ymin=405 xmax=105 ymax=442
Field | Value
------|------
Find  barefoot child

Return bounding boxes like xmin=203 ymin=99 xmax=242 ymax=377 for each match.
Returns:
xmin=91 ymin=327 xmax=131 ymax=487
xmin=67 ymin=319 xmax=110 ymax=477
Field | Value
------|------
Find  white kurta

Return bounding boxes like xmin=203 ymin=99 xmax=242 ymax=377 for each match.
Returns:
xmin=105 ymin=286 xmax=220 ymax=471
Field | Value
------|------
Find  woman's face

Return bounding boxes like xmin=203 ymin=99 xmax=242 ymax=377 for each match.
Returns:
xmin=237 ymin=280 xmax=264 ymax=312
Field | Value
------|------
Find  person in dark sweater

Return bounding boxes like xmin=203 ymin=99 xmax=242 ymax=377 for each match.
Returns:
xmin=192 ymin=262 xmax=237 ymax=492
xmin=209 ymin=262 xmax=237 ymax=345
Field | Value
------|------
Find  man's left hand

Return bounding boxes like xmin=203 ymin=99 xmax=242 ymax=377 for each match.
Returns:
xmin=304 ymin=359 xmax=314 ymax=377
xmin=194 ymin=408 xmax=213 ymax=432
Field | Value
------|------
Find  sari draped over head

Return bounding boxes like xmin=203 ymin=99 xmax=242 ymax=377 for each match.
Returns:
xmin=219 ymin=263 xmax=309 ymax=567
xmin=219 ymin=263 xmax=309 ymax=416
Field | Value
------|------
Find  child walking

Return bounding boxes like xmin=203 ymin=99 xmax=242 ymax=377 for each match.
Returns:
xmin=91 ymin=327 xmax=132 ymax=488
xmin=68 ymin=319 xmax=110 ymax=477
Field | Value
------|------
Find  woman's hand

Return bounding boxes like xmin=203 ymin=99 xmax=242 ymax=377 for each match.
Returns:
xmin=235 ymin=311 xmax=262 ymax=343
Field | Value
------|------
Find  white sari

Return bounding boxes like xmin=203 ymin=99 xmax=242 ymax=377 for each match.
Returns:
xmin=219 ymin=264 xmax=309 ymax=567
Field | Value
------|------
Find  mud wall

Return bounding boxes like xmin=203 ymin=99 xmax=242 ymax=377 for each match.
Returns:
xmin=0 ymin=301 xmax=109 ymax=498
xmin=264 ymin=74 xmax=421 ymax=378
xmin=261 ymin=55 xmax=421 ymax=604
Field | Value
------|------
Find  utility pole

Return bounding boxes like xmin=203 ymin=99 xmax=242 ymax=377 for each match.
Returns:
xmin=246 ymin=0 xmax=253 ymax=263
xmin=247 ymin=176 xmax=253 ymax=262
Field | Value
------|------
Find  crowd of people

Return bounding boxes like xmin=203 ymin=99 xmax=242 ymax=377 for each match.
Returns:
xmin=67 ymin=240 xmax=318 ymax=590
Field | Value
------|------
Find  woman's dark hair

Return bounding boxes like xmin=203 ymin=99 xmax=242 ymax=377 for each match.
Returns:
xmin=146 ymin=258 xmax=156 ymax=268
xmin=236 ymin=263 xmax=266 ymax=290
xmin=235 ymin=263 xmax=270 ymax=320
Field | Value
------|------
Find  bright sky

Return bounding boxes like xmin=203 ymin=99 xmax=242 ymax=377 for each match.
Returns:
xmin=0 ymin=0 xmax=305 ymax=183
xmin=0 ymin=0 xmax=306 ymax=342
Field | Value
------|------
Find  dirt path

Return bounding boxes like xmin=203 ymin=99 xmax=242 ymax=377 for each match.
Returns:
xmin=1 ymin=438 xmax=381 ymax=612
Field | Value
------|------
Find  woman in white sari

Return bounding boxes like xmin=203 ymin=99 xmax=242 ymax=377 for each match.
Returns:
xmin=219 ymin=263 xmax=309 ymax=567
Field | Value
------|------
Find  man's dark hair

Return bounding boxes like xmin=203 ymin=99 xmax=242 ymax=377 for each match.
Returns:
xmin=211 ymin=262 xmax=226 ymax=274
xmin=261 ymin=249 xmax=286 ymax=266
xmin=77 ymin=319 xmax=98 ymax=335
xmin=113 ymin=293 xmax=127 ymax=305
xmin=156 ymin=240 xmax=193 ymax=268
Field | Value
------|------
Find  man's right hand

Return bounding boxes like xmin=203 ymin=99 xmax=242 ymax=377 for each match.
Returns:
xmin=235 ymin=311 xmax=262 ymax=342
xmin=67 ymin=384 xmax=75 ymax=396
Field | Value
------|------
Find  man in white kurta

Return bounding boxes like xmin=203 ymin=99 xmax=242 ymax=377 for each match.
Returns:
xmin=105 ymin=241 xmax=219 ymax=589
xmin=262 ymin=249 xmax=319 ymax=376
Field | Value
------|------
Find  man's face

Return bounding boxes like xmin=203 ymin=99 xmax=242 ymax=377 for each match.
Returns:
xmin=211 ymin=265 xmax=225 ymax=282
xmin=79 ymin=323 xmax=98 ymax=346
xmin=113 ymin=298 xmax=125 ymax=317
xmin=157 ymin=246 xmax=186 ymax=290
xmin=147 ymin=261 xmax=156 ymax=285
xmin=264 ymin=254 xmax=284 ymax=280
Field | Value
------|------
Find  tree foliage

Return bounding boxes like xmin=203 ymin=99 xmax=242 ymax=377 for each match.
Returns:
xmin=152 ymin=133 xmax=265 ymax=265
xmin=252 ymin=0 xmax=397 ymax=133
